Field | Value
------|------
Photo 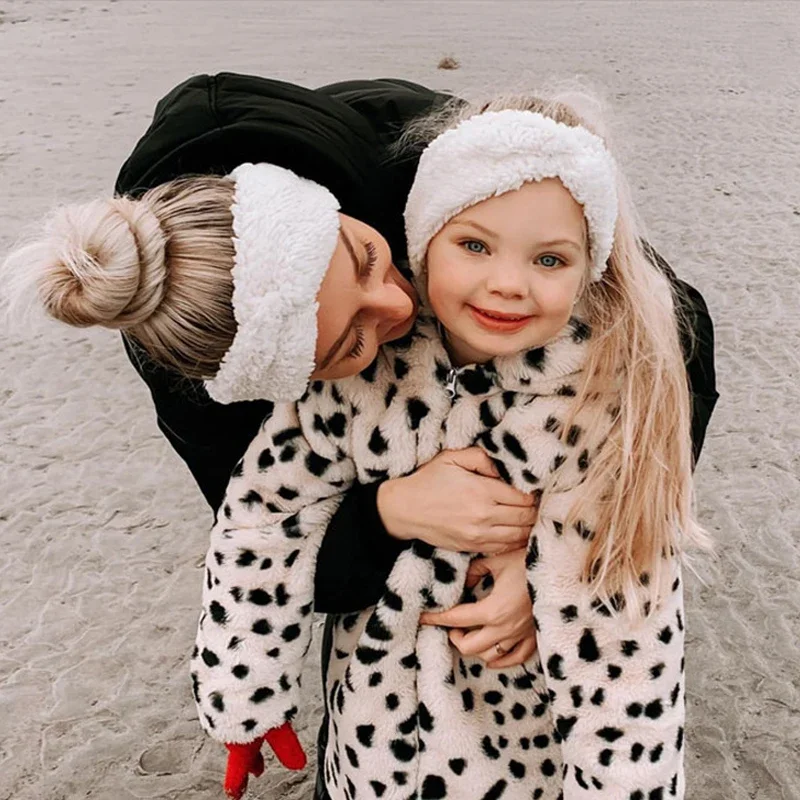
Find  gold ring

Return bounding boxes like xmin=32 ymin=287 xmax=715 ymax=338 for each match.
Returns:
xmin=495 ymin=642 xmax=508 ymax=656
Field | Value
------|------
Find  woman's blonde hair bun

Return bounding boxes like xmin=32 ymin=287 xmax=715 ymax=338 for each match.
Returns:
xmin=35 ymin=196 xmax=168 ymax=330
xmin=3 ymin=175 xmax=237 ymax=380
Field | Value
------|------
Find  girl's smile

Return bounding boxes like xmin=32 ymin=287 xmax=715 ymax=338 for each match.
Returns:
xmin=467 ymin=304 xmax=535 ymax=333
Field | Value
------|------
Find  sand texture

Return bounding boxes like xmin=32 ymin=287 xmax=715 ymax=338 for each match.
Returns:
xmin=0 ymin=1 xmax=798 ymax=798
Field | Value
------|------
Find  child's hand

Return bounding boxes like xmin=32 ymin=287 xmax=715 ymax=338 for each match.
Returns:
xmin=419 ymin=548 xmax=537 ymax=669
xmin=224 ymin=723 xmax=306 ymax=799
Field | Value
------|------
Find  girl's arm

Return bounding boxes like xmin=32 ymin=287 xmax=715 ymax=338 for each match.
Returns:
xmin=498 ymin=397 xmax=685 ymax=799
xmin=530 ymin=487 xmax=685 ymax=800
xmin=191 ymin=400 xmax=356 ymax=745
xmin=122 ymin=335 xmax=414 ymax=614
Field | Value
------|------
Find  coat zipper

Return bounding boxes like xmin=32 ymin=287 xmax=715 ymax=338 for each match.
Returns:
xmin=445 ymin=368 xmax=459 ymax=400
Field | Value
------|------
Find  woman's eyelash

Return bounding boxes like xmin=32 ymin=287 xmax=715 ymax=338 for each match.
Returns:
xmin=363 ymin=241 xmax=378 ymax=277
xmin=347 ymin=326 xmax=365 ymax=359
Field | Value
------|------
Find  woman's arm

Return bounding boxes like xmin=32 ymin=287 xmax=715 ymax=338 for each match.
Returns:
xmin=314 ymin=448 xmax=538 ymax=614
xmin=313 ymin=480 xmax=409 ymax=613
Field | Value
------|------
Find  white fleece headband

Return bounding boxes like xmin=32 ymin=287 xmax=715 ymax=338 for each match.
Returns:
xmin=204 ymin=163 xmax=340 ymax=404
xmin=405 ymin=109 xmax=618 ymax=282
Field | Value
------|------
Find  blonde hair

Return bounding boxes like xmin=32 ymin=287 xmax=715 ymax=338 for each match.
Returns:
xmin=406 ymin=94 xmax=707 ymax=609
xmin=2 ymin=176 xmax=237 ymax=379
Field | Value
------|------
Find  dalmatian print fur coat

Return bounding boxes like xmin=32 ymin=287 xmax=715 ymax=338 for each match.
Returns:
xmin=191 ymin=314 xmax=686 ymax=800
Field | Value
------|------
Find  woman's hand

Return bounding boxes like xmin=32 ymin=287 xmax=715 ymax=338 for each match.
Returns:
xmin=419 ymin=548 xmax=537 ymax=669
xmin=376 ymin=448 xmax=536 ymax=554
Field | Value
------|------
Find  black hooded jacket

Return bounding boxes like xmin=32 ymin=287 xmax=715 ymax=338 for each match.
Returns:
xmin=115 ymin=72 xmax=718 ymax=617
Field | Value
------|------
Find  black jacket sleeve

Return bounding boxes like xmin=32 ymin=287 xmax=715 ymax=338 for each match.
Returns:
xmin=313 ymin=482 xmax=409 ymax=614
xmin=122 ymin=336 xmax=271 ymax=512
xmin=641 ymin=242 xmax=719 ymax=465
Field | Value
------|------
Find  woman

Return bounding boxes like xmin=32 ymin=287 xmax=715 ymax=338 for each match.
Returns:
xmin=3 ymin=121 xmax=540 ymax=800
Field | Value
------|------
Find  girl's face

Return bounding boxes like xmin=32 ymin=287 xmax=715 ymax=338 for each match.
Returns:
xmin=426 ymin=178 xmax=589 ymax=366
xmin=312 ymin=214 xmax=417 ymax=380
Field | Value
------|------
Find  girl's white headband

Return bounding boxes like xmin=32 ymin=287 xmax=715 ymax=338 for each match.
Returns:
xmin=204 ymin=163 xmax=340 ymax=405
xmin=405 ymin=109 xmax=618 ymax=282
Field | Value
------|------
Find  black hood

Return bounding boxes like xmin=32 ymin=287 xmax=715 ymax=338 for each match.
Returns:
xmin=115 ymin=73 xmax=448 ymax=256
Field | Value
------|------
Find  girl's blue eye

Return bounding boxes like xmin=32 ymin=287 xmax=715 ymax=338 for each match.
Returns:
xmin=539 ymin=254 xmax=563 ymax=268
xmin=463 ymin=240 xmax=487 ymax=254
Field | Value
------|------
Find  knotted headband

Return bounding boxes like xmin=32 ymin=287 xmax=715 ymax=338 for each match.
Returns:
xmin=405 ymin=109 xmax=618 ymax=282
xmin=204 ymin=163 xmax=340 ymax=404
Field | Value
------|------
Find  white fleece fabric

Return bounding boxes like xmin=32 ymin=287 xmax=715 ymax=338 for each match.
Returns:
xmin=191 ymin=314 xmax=686 ymax=800
xmin=404 ymin=110 xmax=619 ymax=281
xmin=204 ymin=163 xmax=340 ymax=404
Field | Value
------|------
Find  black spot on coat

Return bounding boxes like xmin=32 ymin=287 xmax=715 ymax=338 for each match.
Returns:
xmin=525 ymin=347 xmax=546 ymax=371
xmin=556 ymin=715 xmax=578 ymax=741
xmin=355 ymin=646 xmax=388 ymax=665
xmin=407 ymin=398 xmax=430 ymax=430
xmin=257 ymin=449 xmax=274 ymax=470
xmin=502 ymin=431 xmax=528 ymax=461
xmin=305 ymin=451 xmax=332 ymax=476
xmin=356 ymin=724 xmax=375 ymax=747
xmin=368 ymin=426 xmax=389 ymax=455
xmin=389 ymin=738 xmax=416 ymax=762
xmin=547 ymin=654 xmax=565 ymax=680
xmin=578 ymin=628 xmax=601 ymax=661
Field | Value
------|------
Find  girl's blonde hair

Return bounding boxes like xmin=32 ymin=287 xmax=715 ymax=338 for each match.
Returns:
xmin=3 ymin=176 xmax=238 ymax=379
xmin=405 ymin=94 xmax=707 ymax=609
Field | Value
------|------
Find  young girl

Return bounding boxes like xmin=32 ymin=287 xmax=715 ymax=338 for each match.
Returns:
xmin=186 ymin=96 xmax=703 ymax=800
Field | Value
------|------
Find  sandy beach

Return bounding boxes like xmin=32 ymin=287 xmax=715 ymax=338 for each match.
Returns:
xmin=1 ymin=1 xmax=798 ymax=798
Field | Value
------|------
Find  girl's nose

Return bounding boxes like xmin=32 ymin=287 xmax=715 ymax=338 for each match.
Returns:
xmin=485 ymin=259 xmax=528 ymax=299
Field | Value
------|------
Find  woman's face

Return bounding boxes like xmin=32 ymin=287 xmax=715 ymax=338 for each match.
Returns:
xmin=312 ymin=214 xmax=417 ymax=380
xmin=426 ymin=178 xmax=589 ymax=367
